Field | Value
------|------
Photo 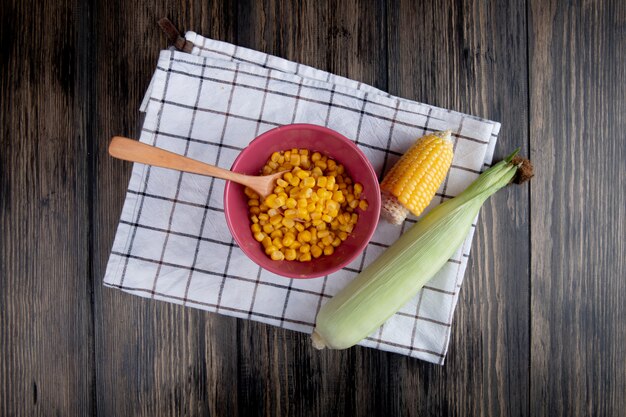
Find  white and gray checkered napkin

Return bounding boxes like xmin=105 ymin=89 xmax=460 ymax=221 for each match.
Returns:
xmin=104 ymin=31 xmax=500 ymax=364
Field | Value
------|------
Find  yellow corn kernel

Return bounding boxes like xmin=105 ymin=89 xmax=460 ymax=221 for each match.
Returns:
xmin=265 ymin=245 xmax=278 ymax=255
xmin=311 ymin=167 xmax=323 ymax=177
xmin=337 ymin=164 xmax=345 ymax=174
xmin=359 ymin=200 xmax=369 ymax=211
xmin=288 ymin=176 xmax=300 ymax=186
xmin=261 ymin=236 xmax=273 ymax=248
xmin=298 ymin=230 xmax=312 ymax=243
xmin=380 ymin=131 xmax=454 ymax=223
xmin=297 ymin=198 xmax=308 ymax=208
xmin=295 ymin=223 xmax=305 ymax=232
xmin=351 ymin=213 xmax=359 ymax=224
xmin=289 ymin=241 xmax=302 ymax=250
xmin=270 ymin=230 xmax=283 ymax=239
xmin=281 ymin=218 xmax=295 ymax=228
xmin=331 ymin=237 xmax=342 ymax=247
xmin=323 ymin=246 xmax=334 ymax=256
xmin=264 ymin=194 xmax=277 ymax=207
xmin=295 ymin=169 xmax=309 ymax=179
xmin=299 ymin=187 xmax=313 ymax=199
xmin=270 ymin=215 xmax=283 ymax=225
xmin=251 ymin=224 xmax=261 ymax=233
xmin=299 ymin=244 xmax=311 ymax=254
xmin=284 ymin=209 xmax=298 ymax=219
xmin=251 ymin=215 xmax=259 ymax=223
xmin=285 ymin=198 xmax=297 ymax=209
xmin=302 ymin=177 xmax=316 ymax=188
xmin=282 ymin=232 xmax=295 ymax=246
xmin=326 ymin=176 xmax=335 ymax=190
xmin=317 ymin=176 xmax=327 ymax=188
xmin=253 ymin=232 xmax=265 ymax=242
xmin=321 ymin=214 xmax=333 ymax=223
xmin=272 ymin=237 xmax=283 ymax=248
xmin=307 ymin=203 xmax=317 ymax=213
xmin=338 ymin=231 xmax=348 ymax=241
xmin=284 ymin=248 xmax=297 ymax=261
xmin=332 ymin=190 xmax=344 ymax=203
xmin=270 ymin=250 xmax=285 ymax=261
xmin=244 ymin=187 xmax=259 ymax=199
xmin=273 ymin=186 xmax=284 ymax=194
xmin=297 ymin=208 xmax=309 ymax=219
xmin=249 ymin=206 xmax=260 ymax=215
xmin=322 ymin=235 xmax=334 ymax=246
xmin=346 ymin=193 xmax=355 ymax=203
xmin=311 ymin=152 xmax=321 ymax=162
xmin=262 ymin=224 xmax=274 ymax=233
xmin=317 ymin=230 xmax=330 ymax=239
xmin=291 ymin=154 xmax=301 ymax=166
xmin=270 ymin=151 xmax=281 ymax=163
xmin=299 ymin=252 xmax=312 ymax=262
xmin=327 ymin=159 xmax=336 ymax=171
xmin=349 ymin=199 xmax=359 ymax=209
xmin=310 ymin=212 xmax=322 ymax=220
xmin=311 ymin=245 xmax=323 ymax=258
xmin=353 ymin=182 xmax=363 ymax=196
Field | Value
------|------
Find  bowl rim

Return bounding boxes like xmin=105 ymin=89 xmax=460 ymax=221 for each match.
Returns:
xmin=224 ymin=123 xmax=381 ymax=279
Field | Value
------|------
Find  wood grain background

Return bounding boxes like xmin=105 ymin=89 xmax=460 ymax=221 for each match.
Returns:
xmin=1 ymin=0 xmax=624 ymax=416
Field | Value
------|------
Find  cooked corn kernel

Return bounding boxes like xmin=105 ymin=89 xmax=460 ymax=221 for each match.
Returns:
xmin=270 ymin=250 xmax=285 ymax=261
xmin=311 ymin=245 xmax=323 ymax=258
xmin=248 ymin=148 xmax=368 ymax=262
xmin=285 ymin=248 xmax=297 ymax=261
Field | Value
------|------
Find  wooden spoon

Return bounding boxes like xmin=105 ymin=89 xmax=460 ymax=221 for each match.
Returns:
xmin=108 ymin=136 xmax=284 ymax=198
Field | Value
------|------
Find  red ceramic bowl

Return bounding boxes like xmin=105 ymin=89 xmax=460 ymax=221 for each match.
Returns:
xmin=224 ymin=124 xmax=381 ymax=279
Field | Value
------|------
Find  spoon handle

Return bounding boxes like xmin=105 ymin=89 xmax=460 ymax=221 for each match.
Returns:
xmin=109 ymin=136 xmax=251 ymax=183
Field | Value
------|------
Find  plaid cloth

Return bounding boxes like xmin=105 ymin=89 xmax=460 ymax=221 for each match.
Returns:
xmin=104 ymin=32 xmax=500 ymax=364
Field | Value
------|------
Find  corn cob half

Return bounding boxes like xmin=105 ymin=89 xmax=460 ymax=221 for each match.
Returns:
xmin=380 ymin=130 xmax=454 ymax=224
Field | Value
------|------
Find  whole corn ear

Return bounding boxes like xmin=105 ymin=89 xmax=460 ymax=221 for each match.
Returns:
xmin=311 ymin=150 xmax=529 ymax=350
xmin=380 ymin=130 xmax=454 ymax=225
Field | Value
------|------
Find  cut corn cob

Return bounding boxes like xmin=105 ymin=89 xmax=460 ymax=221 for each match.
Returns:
xmin=380 ymin=130 xmax=454 ymax=225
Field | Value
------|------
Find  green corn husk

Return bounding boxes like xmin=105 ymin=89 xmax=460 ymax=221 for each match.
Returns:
xmin=312 ymin=150 xmax=525 ymax=350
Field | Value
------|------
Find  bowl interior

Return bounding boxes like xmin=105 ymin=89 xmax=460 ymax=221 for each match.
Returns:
xmin=224 ymin=124 xmax=381 ymax=279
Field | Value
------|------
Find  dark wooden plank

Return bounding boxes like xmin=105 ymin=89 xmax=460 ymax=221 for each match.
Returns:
xmin=385 ymin=0 xmax=531 ymax=416
xmin=90 ymin=2 xmax=239 ymax=416
xmin=0 ymin=0 xmax=94 ymax=416
xmin=529 ymin=1 xmax=626 ymax=416
xmin=235 ymin=0 xmax=391 ymax=416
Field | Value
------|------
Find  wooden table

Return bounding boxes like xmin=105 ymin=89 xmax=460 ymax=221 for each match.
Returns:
xmin=2 ymin=1 xmax=624 ymax=416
